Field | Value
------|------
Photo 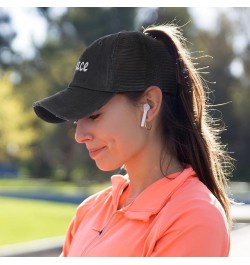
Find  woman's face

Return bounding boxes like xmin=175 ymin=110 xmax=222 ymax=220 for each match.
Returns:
xmin=75 ymin=94 xmax=148 ymax=171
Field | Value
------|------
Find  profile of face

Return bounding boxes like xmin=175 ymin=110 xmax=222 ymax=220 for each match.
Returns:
xmin=75 ymin=94 xmax=149 ymax=171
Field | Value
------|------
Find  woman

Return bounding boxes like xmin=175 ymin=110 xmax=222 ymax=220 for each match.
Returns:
xmin=33 ymin=24 xmax=233 ymax=256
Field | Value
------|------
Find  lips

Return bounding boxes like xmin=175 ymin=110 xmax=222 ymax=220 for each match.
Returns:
xmin=88 ymin=146 xmax=106 ymax=159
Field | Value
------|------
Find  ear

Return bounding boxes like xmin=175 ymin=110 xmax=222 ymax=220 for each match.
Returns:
xmin=142 ymin=86 xmax=162 ymax=123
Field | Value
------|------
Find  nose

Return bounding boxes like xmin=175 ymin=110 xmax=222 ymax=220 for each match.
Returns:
xmin=75 ymin=119 xmax=93 ymax=143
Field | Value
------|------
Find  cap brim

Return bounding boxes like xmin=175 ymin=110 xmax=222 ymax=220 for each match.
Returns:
xmin=33 ymin=86 xmax=115 ymax=123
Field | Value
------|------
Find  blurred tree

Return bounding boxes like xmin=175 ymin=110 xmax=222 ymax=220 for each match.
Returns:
xmin=0 ymin=73 xmax=38 ymax=165
xmin=66 ymin=7 xmax=137 ymax=45
xmin=144 ymin=7 xmax=191 ymax=27
xmin=0 ymin=9 xmax=17 ymax=70
xmin=225 ymin=8 xmax=250 ymax=181
xmin=189 ymin=8 xmax=250 ymax=181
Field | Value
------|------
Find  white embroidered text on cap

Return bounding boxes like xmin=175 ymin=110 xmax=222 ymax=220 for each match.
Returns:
xmin=76 ymin=61 xmax=89 ymax=72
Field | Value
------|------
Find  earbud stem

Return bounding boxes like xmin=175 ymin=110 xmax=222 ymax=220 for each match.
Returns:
xmin=141 ymin=104 xmax=150 ymax=127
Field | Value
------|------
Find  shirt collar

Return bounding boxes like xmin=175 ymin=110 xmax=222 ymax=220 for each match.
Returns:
xmin=111 ymin=166 xmax=196 ymax=221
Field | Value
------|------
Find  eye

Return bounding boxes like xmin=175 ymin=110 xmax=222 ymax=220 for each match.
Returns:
xmin=88 ymin=114 xmax=101 ymax=120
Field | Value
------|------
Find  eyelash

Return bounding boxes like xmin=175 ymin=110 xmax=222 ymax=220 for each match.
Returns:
xmin=73 ymin=114 xmax=100 ymax=125
xmin=88 ymin=114 xmax=101 ymax=120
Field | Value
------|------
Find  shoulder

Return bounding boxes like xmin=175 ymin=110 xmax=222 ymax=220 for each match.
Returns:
xmin=172 ymin=175 xmax=225 ymax=212
xmin=162 ymin=175 xmax=229 ymax=233
xmin=157 ymin=176 xmax=230 ymax=252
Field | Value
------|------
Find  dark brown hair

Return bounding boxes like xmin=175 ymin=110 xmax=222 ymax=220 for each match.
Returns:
xmin=125 ymin=24 xmax=233 ymax=225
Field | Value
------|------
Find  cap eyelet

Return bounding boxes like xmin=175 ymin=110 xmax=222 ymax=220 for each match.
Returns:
xmin=98 ymin=40 xmax=103 ymax=46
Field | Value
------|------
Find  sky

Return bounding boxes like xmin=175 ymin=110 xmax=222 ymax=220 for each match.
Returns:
xmin=1 ymin=7 xmax=67 ymax=59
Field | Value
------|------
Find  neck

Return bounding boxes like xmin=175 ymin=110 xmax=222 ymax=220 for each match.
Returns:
xmin=124 ymin=140 xmax=183 ymax=199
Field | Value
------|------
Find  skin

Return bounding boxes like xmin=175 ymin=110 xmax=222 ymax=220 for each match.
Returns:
xmin=75 ymin=86 xmax=183 ymax=207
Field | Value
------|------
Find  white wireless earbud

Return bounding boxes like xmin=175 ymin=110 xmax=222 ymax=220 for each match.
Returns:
xmin=140 ymin=103 xmax=150 ymax=127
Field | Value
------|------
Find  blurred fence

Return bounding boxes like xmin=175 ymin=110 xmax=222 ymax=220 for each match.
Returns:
xmin=229 ymin=204 xmax=250 ymax=257
xmin=0 ymin=236 xmax=64 ymax=257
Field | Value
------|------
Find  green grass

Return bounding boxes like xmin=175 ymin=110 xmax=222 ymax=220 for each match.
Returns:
xmin=0 ymin=197 xmax=76 ymax=245
xmin=0 ymin=178 xmax=111 ymax=246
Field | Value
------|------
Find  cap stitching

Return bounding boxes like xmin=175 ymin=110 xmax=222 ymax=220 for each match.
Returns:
xmin=146 ymin=34 xmax=159 ymax=89
xmin=109 ymin=33 xmax=121 ymax=92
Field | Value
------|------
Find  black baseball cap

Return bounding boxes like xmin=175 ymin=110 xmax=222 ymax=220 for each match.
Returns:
xmin=33 ymin=31 xmax=178 ymax=123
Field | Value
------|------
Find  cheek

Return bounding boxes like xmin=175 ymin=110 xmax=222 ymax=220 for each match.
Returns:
xmin=108 ymin=123 xmax=146 ymax=160
xmin=108 ymin=114 xmax=142 ymax=147
xmin=93 ymin=120 xmax=146 ymax=171
xmin=100 ymin=111 xmax=139 ymax=144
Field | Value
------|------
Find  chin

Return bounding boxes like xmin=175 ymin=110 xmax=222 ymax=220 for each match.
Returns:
xmin=95 ymin=161 xmax=122 ymax=172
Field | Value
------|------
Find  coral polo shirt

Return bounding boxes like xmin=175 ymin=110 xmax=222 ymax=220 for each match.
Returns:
xmin=61 ymin=166 xmax=230 ymax=256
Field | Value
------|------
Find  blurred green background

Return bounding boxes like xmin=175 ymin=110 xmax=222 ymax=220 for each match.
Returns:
xmin=0 ymin=7 xmax=250 ymax=247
